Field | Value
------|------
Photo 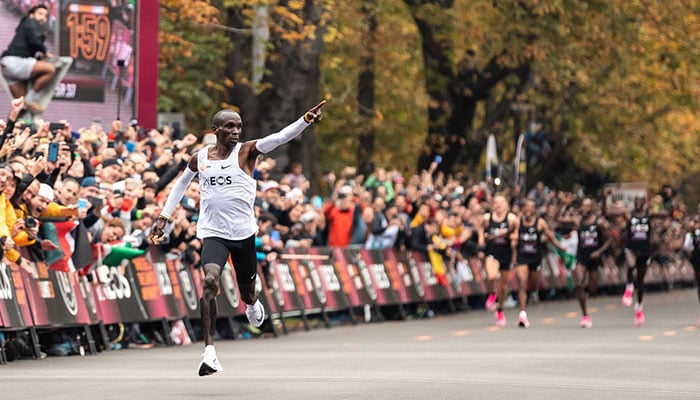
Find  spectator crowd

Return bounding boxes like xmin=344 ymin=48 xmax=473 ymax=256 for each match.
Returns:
xmin=0 ymin=96 xmax=697 ymax=352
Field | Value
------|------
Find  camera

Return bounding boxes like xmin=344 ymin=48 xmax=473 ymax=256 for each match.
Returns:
xmin=25 ymin=217 xmax=37 ymax=228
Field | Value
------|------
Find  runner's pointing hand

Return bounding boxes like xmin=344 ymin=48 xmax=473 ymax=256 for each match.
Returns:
xmin=303 ymin=100 xmax=326 ymax=124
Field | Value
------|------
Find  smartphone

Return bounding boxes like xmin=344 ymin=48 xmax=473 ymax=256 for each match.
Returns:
xmin=270 ymin=231 xmax=281 ymax=242
xmin=47 ymin=142 xmax=60 ymax=163
xmin=77 ymin=198 xmax=88 ymax=211
xmin=49 ymin=122 xmax=66 ymax=131
xmin=87 ymin=196 xmax=104 ymax=209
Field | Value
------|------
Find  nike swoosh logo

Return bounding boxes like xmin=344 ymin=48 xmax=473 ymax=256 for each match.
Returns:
xmin=221 ymin=165 xmax=231 ymax=169
xmin=250 ymin=273 xmax=256 ymax=280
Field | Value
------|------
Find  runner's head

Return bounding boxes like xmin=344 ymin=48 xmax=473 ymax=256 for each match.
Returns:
xmin=581 ymin=198 xmax=594 ymax=216
xmin=212 ymin=109 xmax=242 ymax=147
xmin=521 ymin=198 xmax=536 ymax=218
xmin=492 ymin=194 xmax=509 ymax=215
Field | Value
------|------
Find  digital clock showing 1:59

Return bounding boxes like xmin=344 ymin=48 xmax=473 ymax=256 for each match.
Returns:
xmin=57 ymin=2 xmax=136 ymax=103
xmin=65 ymin=11 xmax=111 ymax=62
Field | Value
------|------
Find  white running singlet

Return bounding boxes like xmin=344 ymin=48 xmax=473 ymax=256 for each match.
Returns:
xmin=196 ymin=144 xmax=258 ymax=240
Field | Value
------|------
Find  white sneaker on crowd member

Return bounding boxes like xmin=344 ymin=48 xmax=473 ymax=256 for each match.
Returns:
xmin=198 ymin=345 xmax=223 ymax=377
xmin=246 ymin=299 xmax=265 ymax=327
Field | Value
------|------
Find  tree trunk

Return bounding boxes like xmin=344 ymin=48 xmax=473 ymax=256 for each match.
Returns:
xmin=225 ymin=1 xmax=325 ymax=191
xmin=356 ymin=0 xmax=377 ymax=177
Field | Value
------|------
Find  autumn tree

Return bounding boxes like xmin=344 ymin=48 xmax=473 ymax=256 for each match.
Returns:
xmin=221 ymin=0 xmax=330 ymax=185
xmin=159 ymin=0 xmax=232 ymax=131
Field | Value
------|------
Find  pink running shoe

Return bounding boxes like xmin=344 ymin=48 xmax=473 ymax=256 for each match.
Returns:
xmin=634 ymin=310 xmax=645 ymax=327
xmin=518 ymin=311 xmax=530 ymax=328
xmin=621 ymin=289 xmax=634 ymax=307
xmin=485 ymin=293 xmax=498 ymax=312
xmin=496 ymin=311 xmax=506 ymax=328
xmin=579 ymin=315 xmax=592 ymax=328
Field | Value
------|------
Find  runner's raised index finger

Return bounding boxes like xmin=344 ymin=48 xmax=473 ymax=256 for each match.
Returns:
xmin=309 ymin=100 xmax=327 ymax=113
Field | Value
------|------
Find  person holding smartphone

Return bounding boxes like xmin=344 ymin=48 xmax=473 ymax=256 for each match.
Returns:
xmin=149 ymin=100 xmax=326 ymax=377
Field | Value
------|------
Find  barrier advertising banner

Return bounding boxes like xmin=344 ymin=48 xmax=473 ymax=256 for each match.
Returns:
xmin=306 ymin=248 xmax=352 ymax=311
xmin=93 ymin=260 xmax=147 ymax=324
xmin=216 ymin=262 xmax=247 ymax=318
xmin=175 ymin=263 xmax=201 ymax=320
xmin=406 ymin=251 xmax=451 ymax=302
xmin=0 ymin=262 xmax=32 ymax=328
xmin=280 ymin=251 xmax=325 ymax=312
xmin=20 ymin=262 xmax=99 ymax=326
xmin=1 ymin=244 xmax=696 ymax=336
xmin=333 ymin=248 xmax=377 ymax=306
xmin=381 ymin=249 xmax=423 ymax=304
xmin=134 ymin=253 xmax=186 ymax=321
xmin=268 ymin=259 xmax=306 ymax=314
xmin=355 ymin=249 xmax=400 ymax=306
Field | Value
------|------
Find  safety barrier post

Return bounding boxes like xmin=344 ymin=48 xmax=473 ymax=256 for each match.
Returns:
xmin=83 ymin=325 xmax=97 ymax=355
xmin=96 ymin=321 xmax=111 ymax=352
xmin=28 ymin=327 xmax=42 ymax=360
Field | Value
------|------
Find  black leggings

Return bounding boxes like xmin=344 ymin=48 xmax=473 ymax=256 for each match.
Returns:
xmin=627 ymin=252 xmax=649 ymax=304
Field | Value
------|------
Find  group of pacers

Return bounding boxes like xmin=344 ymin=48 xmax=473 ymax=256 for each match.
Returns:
xmin=460 ymin=192 xmax=700 ymax=329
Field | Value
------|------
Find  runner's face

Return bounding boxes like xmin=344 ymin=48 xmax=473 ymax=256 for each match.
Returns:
xmin=493 ymin=196 xmax=508 ymax=214
xmin=215 ymin=114 xmax=242 ymax=146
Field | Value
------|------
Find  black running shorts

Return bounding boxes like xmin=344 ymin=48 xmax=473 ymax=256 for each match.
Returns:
xmin=200 ymin=235 xmax=258 ymax=285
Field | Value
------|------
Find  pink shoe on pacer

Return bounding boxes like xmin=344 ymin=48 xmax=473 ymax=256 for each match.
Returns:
xmin=485 ymin=293 xmax=498 ymax=312
xmin=496 ymin=311 xmax=506 ymax=328
xmin=579 ymin=315 xmax=592 ymax=328
xmin=622 ymin=289 xmax=634 ymax=307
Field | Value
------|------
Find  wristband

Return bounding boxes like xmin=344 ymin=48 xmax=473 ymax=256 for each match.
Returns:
xmin=303 ymin=112 xmax=313 ymax=124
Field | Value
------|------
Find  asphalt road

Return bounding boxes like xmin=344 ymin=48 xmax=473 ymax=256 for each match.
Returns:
xmin=2 ymin=289 xmax=699 ymax=400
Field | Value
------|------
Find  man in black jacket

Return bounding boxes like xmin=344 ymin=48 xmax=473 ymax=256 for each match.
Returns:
xmin=409 ymin=218 xmax=440 ymax=255
xmin=0 ymin=4 xmax=56 ymax=113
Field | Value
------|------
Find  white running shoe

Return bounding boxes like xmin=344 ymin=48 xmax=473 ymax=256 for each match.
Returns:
xmin=246 ymin=299 xmax=265 ymax=327
xmin=198 ymin=346 xmax=223 ymax=377
xmin=518 ymin=310 xmax=530 ymax=328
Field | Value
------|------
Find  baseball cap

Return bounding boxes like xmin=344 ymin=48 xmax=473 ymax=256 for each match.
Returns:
xmin=261 ymin=181 xmax=280 ymax=192
xmin=102 ymin=158 xmax=123 ymax=169
xmin=38 ymin=183 xmax=54 ymax=202
xmin=81 ymin=176 xmax=98 ymax=188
